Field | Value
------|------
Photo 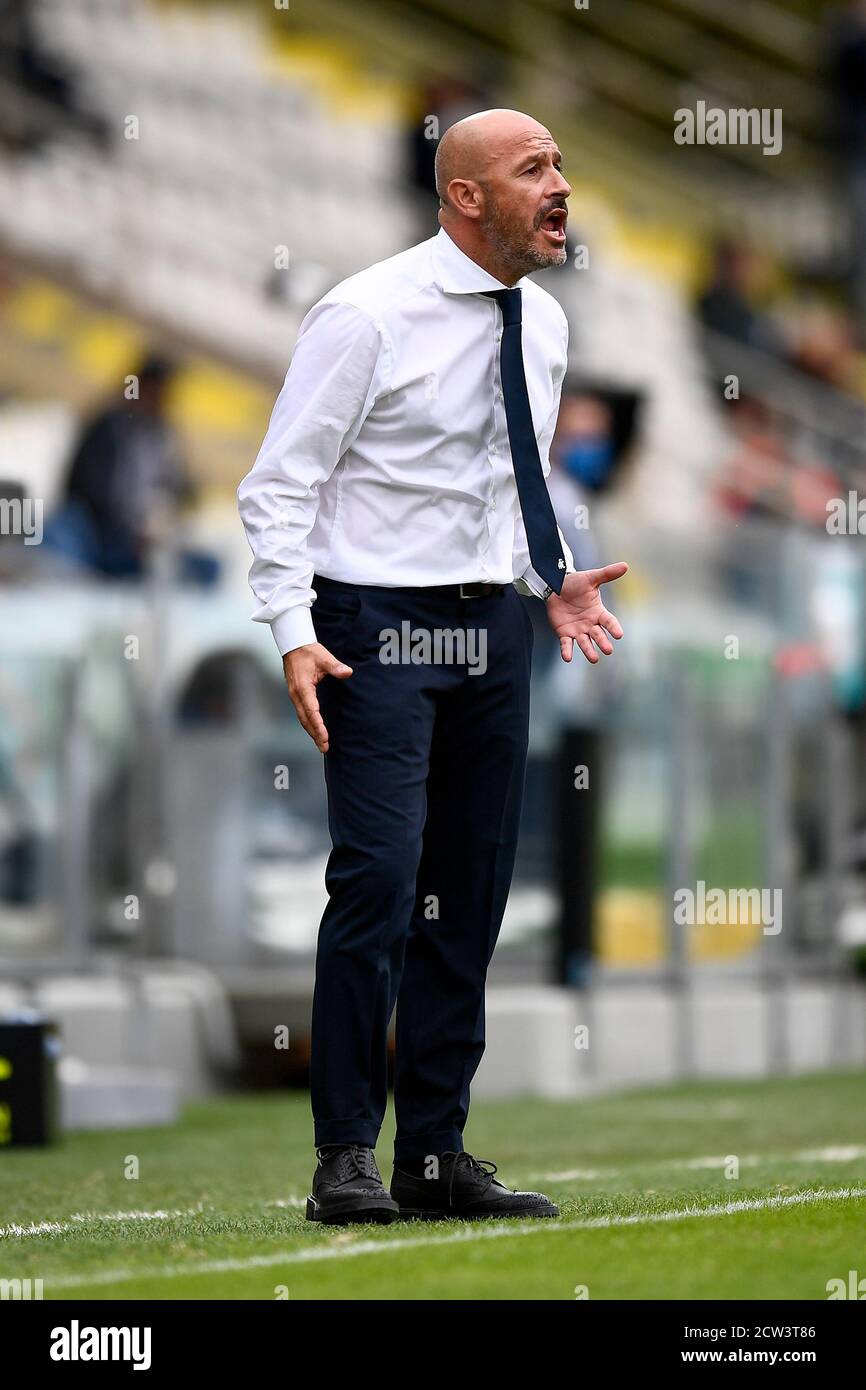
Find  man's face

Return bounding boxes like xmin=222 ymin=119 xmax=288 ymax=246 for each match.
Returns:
xmin=479 ymin=131 xmax=571 ymax=274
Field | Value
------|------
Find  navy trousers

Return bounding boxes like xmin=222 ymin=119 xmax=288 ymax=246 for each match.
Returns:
xmin=310 ymin=574 xmax=533 ymax=1162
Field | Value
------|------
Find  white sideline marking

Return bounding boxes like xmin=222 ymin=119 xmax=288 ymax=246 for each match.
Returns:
xmin=0 ymin=1197 xmax=305 ymax=1241
xmin=6 ymin=1146 xmax=864 ymax=1241
xmin=6 ymin=1144 xmax=865 ymax=1240
xmin=44 ymin=1185 xmax=866 ymax=1290
xmin=800 ymin=1145 xmax=866 ymax=1162
xmin=537 ymin=1168 xmax=605 ymax=1181
xmin=0 ymin=1209 xmax=200 ymax=1239
xmin=624 ymin=1100 xmax=746 ymax=1120
xmin=536 ymin=1144 xmax=866 ymax=1182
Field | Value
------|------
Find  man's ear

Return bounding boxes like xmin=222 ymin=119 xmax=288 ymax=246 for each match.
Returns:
xmin=446 ymin=178 xmax=483 ymax=220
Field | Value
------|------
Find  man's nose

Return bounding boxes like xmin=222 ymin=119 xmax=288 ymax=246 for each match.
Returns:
xmin=548 ymin=171 xmax=571 ymax=199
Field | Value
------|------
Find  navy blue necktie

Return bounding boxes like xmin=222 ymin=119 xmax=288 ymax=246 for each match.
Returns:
xmin=484 ymin=287 xmax=567 ymax=595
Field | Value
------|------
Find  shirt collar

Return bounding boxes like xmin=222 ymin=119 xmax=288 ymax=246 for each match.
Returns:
xmin=432 ymin=227 xmax=528 ymax=295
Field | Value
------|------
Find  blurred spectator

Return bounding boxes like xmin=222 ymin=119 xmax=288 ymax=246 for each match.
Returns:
xmin=825 ymin=0 xmax=866 ymax=332
xmin=0 ymin=0 xmax=109 ymax=152
xmin=43 ymin=353 xmax=215 ymax=583
xmin=545 ymin=383 xmax=640 ymax=988
xmin=696 ymin=237 xmax=861 ymax=397
xmin=548 ymin=391 xmax=610 ymax=572
xmin=0 ymin=763 xmax=39 ymax=904
xmin=716 ymin=395 xmax=840 ymax=529
xmin=715 ymin=395 xmax=789 ymax=526
xmin=405 ymin=76 xmax=495 ymax=236
xmin=787 ymin=303 xmax=861 ymax=393
xmin=529 ymin=380 xmax=640 ymax=671
xmin=715 ymin=394 xmax=842 ymax=610
xmin=550 ymin=382 xmax=640 ymax=501
xmin=696 ymin=239 xmax=779 ymax=355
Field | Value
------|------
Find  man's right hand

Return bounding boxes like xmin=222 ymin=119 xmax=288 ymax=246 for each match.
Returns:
xmin=282 ymin=643 xmax=353 ymax=753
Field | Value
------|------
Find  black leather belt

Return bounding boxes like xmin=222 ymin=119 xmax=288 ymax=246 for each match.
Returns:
xmin=314 ymin=574 xmax=504 ymax=600
xmin=456 ymin=582 xmax=504 ymax=598
xmin=401 ymin=581 xmax=504 ymax=599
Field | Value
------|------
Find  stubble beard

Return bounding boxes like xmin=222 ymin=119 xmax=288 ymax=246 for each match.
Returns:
xmin=481 ymin=191 xmax=568 ymax=277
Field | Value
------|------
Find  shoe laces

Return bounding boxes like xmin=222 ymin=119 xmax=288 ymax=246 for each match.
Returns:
xmin=318 ymin=1144 xmax=378 ymax=1183
xmin=442 ymin=1151 xmax=497 ymax=1206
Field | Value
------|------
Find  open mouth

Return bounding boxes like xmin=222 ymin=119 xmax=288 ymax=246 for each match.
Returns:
xmin=539 ymin=207 xmax=567 ymax=244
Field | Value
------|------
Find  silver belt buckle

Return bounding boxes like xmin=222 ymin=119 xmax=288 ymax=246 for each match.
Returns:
xmin=459 ymin=582 xmax=482 ymax=598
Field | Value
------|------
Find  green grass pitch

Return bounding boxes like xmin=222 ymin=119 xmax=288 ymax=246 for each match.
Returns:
xmin=1 ymin=1070 xmax=865 ymax=1300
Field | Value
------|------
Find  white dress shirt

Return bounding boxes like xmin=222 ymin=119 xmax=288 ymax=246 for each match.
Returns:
xmin=237 ymin=226 xmax=575 ymax=655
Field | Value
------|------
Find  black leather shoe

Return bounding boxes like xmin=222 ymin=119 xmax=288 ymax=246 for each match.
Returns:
xmin=391 ymin=1151 xmax=560 ymax=1221
xmin=306 ymin=1145 xmax=400 ymax=1224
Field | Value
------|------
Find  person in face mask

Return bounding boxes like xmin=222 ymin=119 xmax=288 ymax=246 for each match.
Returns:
xmin=521 ymin=390 xmax=617 ymax=672
xmin=553 ymin=391 xmax=617 ymax=491
xmin=544 ymin=389 xmax=618 ymax=587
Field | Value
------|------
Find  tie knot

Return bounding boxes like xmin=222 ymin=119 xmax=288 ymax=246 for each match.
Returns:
xmin=483 ymin=287 xmax=522 ymax=327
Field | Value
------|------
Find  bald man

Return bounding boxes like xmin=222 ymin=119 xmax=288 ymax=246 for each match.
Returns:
xmin=238 ymin=109 xmax=627 ymax=1224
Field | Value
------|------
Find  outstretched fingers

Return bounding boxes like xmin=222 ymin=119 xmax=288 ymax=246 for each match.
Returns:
xmin=591 ymin=624 xmax=614 ymax=656
xmin=598 ymin=607 xmax=624 ymax=641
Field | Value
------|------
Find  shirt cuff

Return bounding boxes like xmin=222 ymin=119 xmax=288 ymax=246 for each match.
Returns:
xmin=516 ymin=563 xmax=554 ymax=600
xmin=270 ymin=604 xmax=317 ymax=657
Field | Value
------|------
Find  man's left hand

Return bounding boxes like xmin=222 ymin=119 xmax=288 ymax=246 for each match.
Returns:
xmin=546 ymin=562 xmax=628 ymax=664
